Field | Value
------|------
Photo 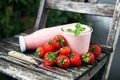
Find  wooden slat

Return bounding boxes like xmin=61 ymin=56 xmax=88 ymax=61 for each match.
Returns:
xmin=0 ymin=46 xmax=72 ymax=80
xmin=89 ymin=58 xmax=107 ymax=78
xmin=102 ymin=0 xmax=120 ymax=79
xmin=0 ymin=59 xmax=57 ymax=80
xmin=75 ymin=0 xmax=98 ymax=3
xmin=34 ymin=0 xmax=46 ymax=30
xmin=72 ymin=0 xmax=85 ymax=2
xmin=88 ymin=0 xmax=98 ymax=3
xmin=106 ymin=0 xmax=120 ymax=48
xmin=46 ymin=0 xmax=114 ymax=17
xmin=36 ymin=8 xmax=49 ymax=29
xmin=34 ymin=0 xmax=50 ymax=30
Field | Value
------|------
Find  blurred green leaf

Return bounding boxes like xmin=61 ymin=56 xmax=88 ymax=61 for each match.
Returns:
xmin=20 ymin=0 xmax=28 ymax=5
xmin=0 ymin=0 xmax=39 ymax=40
xmin=5 ymin=6 xmax=13 ymax=16
xmin=15 ymin=0 xmax=19 ymax=3
xmin=8 ymin=0 xmax=12 ymax=3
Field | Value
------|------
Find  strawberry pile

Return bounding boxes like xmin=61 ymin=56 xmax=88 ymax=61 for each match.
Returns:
xmin=36 ymin=34 xmax=102 ymax=69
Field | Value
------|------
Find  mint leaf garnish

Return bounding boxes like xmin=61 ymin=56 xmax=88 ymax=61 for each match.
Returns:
xmin=75 ymin=28 xmax=81 ymax=36
xmin=67 ymin=23 xmax=86 ymax=36
xmin=75 ymin=23 xmax=81 ymax=29
xmin=67 ymin=29 xmax=74 ymax=33
xmin=80 ymin=27 xmax=85 ymax=31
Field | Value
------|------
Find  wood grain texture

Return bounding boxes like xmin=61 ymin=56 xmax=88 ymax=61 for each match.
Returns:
xmin=46 ymin=0 xmax=114 ymax=17
xmin=0 ymin=59 xmax=57 ymax=80
xmin=106 ymin=0 xmax=120 ymax=48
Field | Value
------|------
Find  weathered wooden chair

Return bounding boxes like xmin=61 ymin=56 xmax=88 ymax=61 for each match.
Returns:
xmin=0 ymin=0 xmax=120 ymax=80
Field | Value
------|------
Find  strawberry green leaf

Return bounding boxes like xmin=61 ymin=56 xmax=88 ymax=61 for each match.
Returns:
xmin=69 ymin=53 xmax=74 ymax=58
xmin=59 ymin=58 xmax=67 ymax=66
xmin=46 ymin=52 xmax=56 ymax=61
xmin=82 ymin=53 xmax=90 ymax=62
xmin=48 ymin=40 xmax=52 ymax=45
xmin=56 ymin=37 xmax=64 ymax=44
xmin=36 ymin=49 xmax=40 ymax=56
xmin=89 ymin=48 xmax=96 ymax=53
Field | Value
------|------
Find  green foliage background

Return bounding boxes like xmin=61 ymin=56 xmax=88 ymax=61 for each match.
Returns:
xmin=0 ymin=0 xmax=86 ymax=40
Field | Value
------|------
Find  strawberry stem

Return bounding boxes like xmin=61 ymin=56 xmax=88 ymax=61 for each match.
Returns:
xmin=56 ymin=37 xmax=64 ymax=44
xmin=89 ymin=47 xmax=96 ymax=53
xmin=59 ymin=58 xmax=67 ymax=66
xmin=36 ymin=49 xmax=40 ymax=56
xmin=69 ymin=53 xmax=74 ymax=58
xmin=82 ymin=53 xmax=90 ymax=63
xmin=46 ymin=52 xmax=56 ymax=61
xmin=48 ymin=40 xmax=52 ymax=45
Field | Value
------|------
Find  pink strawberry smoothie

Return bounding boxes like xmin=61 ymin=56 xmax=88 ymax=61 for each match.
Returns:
xmin=61 ymin=24 xmax=93 ymax=54
xmin=19 ymin=23 xmax=92 ymax=55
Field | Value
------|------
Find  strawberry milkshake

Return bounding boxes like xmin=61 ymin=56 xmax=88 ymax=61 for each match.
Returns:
xmin=61 ymin=24 xmax=93 ymax=54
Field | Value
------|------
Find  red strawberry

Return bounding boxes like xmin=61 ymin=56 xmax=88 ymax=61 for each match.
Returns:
xmin=56 ymin=55 xmax=70 ymax=69
xmin=43 ymin=41 xmax=54 ymax=53
xmin=89 ymin=44 xmax=101 ymax=57
xmin=44 ymin=52 xmax=56 ymax=66
xmin=36 ymin=47 xmax=44 ymax=58
xmin=52 ymin=35 xmax=67 ymax=50
xmin=81 ymin=52 xmax=95 ymax=64
xmin=69 ymin=52 xmax=82 ymax=66
xmin=59 ymin=46 xmax=71 ymax=56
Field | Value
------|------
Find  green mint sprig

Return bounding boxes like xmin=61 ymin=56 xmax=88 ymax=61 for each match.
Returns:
xmin=67 ymin=23 xmax=86 ymax=36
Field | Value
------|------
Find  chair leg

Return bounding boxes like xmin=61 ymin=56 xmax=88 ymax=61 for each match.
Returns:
xmin=101 ymin=54 xmax=114 ymax=80
xmin=90 ymin=64 xmax=106 ymax=80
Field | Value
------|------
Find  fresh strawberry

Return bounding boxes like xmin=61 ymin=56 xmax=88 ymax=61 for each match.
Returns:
xmin=56 ymin=55 xmax=70 ymax=69
xmin=89 ymin=44 xmax=101 ymax=57
xmin=36 ymin=47 xmax=44 ymax=58
xmin=59 ymin=46 xmax=71 ymax=56
xmin=52 ymin=35 xmax=67 ymax=50
xmin=44 ymin=52 xmax=56 ymax=66
xmin=69 ymin=52 xmax=82 ymax=66
xmin=43 ymin=41 xmax=54 ymax=53
xmin=81 ymin=52 xmax=95 ymax=64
